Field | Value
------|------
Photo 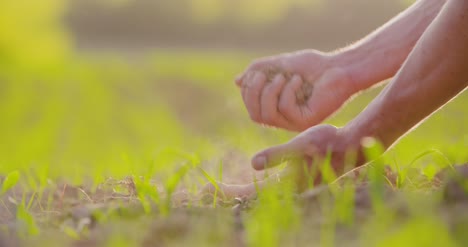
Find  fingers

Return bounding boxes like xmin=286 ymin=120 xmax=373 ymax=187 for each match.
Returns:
xmin=260 ymin=74 xmax=291 ymax=128
xmin=240 ymin=72 xmax=254 ymax=106
xmin=235 ymin=74 xmax=243 ymax=87
xmin=235 ymin=56 xmax=281 ymax=87
xmin=241 ymin=72 xmax=306 ymax=129
xmin=278 ymin=75 xmax=304 ymax=127
xmin=239 ymin=66 xmax=309 ymax=130
xmin=251 ymin=140 xmax=303 ymax=170
xmin=243 ymin=72 xmax=267 ymax=123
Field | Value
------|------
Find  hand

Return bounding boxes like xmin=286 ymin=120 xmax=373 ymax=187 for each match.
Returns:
xmin=202 ymin=124 xmax=367 ymax=199
xmin=236 ymin=50 xmax=356 ymax=132
xmin=250 ymin=124 xmax=365 ymax=186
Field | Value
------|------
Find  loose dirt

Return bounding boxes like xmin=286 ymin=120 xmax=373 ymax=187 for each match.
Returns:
xmin=263 ymin=66 xmax=314 ymax=105
xmin=2 ymin=164 xmax=468 ymax=246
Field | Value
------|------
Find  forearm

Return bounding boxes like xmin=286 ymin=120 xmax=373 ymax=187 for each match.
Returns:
xmin=342 ymin=0 xmax=468 ymax=150
xmin=332 ymin=0 xmax=446 ymax=91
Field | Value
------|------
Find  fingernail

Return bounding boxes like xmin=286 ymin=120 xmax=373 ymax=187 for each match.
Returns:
xmin=235 ymin=74 xmax=243 ymax=84
xmin=252 ymin=156 xmax=267 ymax=169
xmin=273 ymin=73 xmax=284 ymax=82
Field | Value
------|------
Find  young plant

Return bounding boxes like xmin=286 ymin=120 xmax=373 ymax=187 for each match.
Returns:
xmin=1 ymin=170 xmax=20 ymax=196
xmin=163 ymin=160 xmax=195 ymax=214
xmin=245 ymin=177 xmax=300 ymax=247
xmin=134 ymin=175 xmax=160 ymax=214
xmin=198 ymin=167 xmax=221 ymax=208
xmin=361 ymin=137 xmax=386 ymax=211
xmin=16 ymin=203 xmax=39 ymax=236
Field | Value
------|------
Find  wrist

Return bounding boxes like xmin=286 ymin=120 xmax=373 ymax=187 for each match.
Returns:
xmin=339 ymin=101 xmax=395 ymax=152
xmin=329 ymin=48 xmax=375 ymax=92
xmin=337 ymin=124 xmax=367 ymax=151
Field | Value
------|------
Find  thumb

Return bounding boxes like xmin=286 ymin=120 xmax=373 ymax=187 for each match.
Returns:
xmin=235 ymin=73 xmax=244 ymax=87
xmin=251 ymin=141 xmax=301 ymax=170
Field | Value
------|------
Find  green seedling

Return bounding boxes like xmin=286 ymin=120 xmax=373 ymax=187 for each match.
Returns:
xmin=198 ymin=167 xmax=222 ymax=208
xmin=16 ymin=203 xmax=39 ymax=236
xmin=361 ymin=137 xmax=386 ymax=211
xmin=1 ymin=170 xmax=20 ymax=196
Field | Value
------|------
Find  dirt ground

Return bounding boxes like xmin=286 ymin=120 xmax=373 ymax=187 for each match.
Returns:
xmin=1 ymin=163 xmax=468 ymax=247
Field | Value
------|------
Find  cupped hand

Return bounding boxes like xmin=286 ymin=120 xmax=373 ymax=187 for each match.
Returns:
xmin=236 ymin=50 xmax=356 ymax=132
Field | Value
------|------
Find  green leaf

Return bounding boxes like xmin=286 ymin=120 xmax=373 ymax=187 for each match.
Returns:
xmin=198 ymin=167 xmax=219 ymax=191
xmin=198 ymin=167 xmax=222 ymax=207
xmin=2 ymin=170 xmax=20 ymax=195
xmin=361 ymin=137 xmax=386 ymax=209
xmin=62 ymin=226 xmax=80 ymax=240
xmin=320 ymin=151 xmax=337 ymax=184
xmin=16 ymin=204 xmax=39 ymax=236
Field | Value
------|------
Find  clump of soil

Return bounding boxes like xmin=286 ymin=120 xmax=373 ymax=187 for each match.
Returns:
xmin=263 ymin=66 xmax=314 ymax=105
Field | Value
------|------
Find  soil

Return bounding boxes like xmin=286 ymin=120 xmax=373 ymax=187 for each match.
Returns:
xmin=1 ymin=164 xmax=468 ymax=246
xmin=263 ymin=66 xmax=314 ymax=105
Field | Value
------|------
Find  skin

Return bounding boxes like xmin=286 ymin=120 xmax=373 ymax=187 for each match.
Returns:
xmin=236 ymin=0 xmax=446 ymax=132
xmin=205 ymin=0 xmax=468 ymax=198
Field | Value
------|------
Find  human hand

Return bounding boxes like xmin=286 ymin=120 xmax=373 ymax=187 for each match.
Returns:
xmin=236 ymin=50 xmax=356 ymax=131
xmin=250 ymin=124 xmax=364 ymax=186
xmin=202 ymin=124 xmax=367 ymax=199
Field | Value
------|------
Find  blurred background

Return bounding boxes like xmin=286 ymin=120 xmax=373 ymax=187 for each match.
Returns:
xmin=0 ymin=0 xmax=466 ymax=186
xmin=67 ymin=0 xmax=409 ymax=51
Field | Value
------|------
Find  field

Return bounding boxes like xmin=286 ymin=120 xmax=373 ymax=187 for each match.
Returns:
xmin=0 ymin=48 xmax=467 ymax=247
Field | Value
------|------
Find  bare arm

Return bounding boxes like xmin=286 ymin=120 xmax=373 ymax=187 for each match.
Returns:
xmin=235 ymin=0 xmax=446 ymax=131
xmin=250 ymin=0 xmax=467 ymax=187
xmin=342 ymin=0 xmax=468 ymax=150
xmin=209 ymin=0 xmax=466 ymax=198
xmin=335 ymin=0 xmax=447 ymax=90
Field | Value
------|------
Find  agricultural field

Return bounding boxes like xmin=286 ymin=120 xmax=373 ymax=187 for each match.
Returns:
xmin=1 ymin=0 xmax=468 ymax=246
xmin=0 ymin=50 xmax=467 ymax=247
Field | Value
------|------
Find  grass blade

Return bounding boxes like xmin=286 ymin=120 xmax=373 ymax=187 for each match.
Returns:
xmin=2 ymin=170 xmax=20 ymax=195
